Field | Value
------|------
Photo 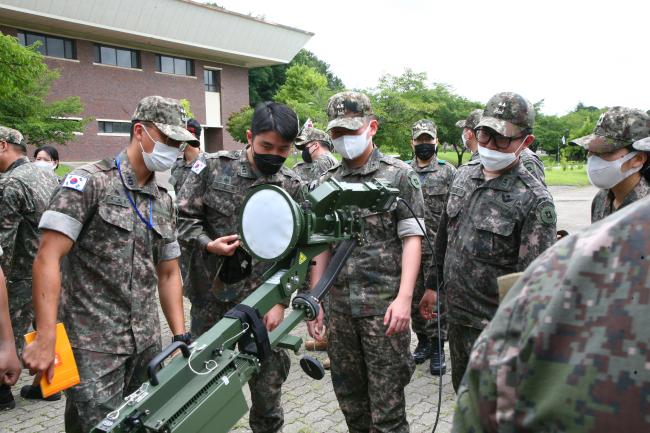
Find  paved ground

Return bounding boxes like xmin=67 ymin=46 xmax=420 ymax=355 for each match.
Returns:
xmin=1 ymin=185 xmax=597 ymax=433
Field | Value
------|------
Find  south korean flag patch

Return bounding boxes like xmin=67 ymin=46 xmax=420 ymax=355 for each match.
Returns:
xmin=62 ymin=173 xmax=88 ymax=192
xmin=191 ymin=159 xmax=206 ymax=175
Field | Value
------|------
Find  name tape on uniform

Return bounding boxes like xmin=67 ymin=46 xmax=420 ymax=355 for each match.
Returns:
xmin=62 ymin=174 xmax=88 ymax=192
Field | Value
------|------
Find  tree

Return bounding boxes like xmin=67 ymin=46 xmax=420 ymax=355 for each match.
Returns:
xmin=248 ymin=49 xmax=344 ymax=106
xmin=0 ymin=34 xmax=90 ymax=146
xmin=274 ymin=65 xmax=333 ymax=129
xmin=226 ymin=106 xmax=253 ymax=143
xmin=179 ymin=99 xmax=195 ymax=119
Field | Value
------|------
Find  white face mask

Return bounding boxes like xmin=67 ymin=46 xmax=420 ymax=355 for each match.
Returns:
xmin=34 ymin=160 xmax=56 ymax=171
xmin=587 ymin=151 xmax=641 ymax=190
xmin=478 ymin=138 xmax=526 ymax=172
xmin=332 ymin=124 xmax=371 ymax=160
xmin=140 ymin=127 xmax=181 ymax=172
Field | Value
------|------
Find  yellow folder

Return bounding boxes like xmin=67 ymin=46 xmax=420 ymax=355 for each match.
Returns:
xmin=24 ymin=323 xmax=80 ymax=397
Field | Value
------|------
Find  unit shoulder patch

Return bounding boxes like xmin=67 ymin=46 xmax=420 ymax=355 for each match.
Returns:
xmin=536 ymin=201 xmax=557 ymax=226
xmin=408 ymin=171 xmax=421 ymax=189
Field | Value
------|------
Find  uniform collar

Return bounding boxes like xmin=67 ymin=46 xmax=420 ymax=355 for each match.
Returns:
xmin=4 ymin=155 xmax=29 ymax=173
xmin=340 ymin=147 xmax=382 ymax=177
xmin=115 ymin=150 xmax=160 ymax=199
xmin=608 ymin=176 xmax=650 ymax=209
xmin=411 ymin=157 xmax=438 ymax=173
xmin=472 ymin=160 xmax=522 ymax=192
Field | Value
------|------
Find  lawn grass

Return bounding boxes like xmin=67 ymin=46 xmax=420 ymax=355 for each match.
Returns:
xmin=56 ymin=164 xmax=73 ymax=178
xmin=544 ymin=165 xmax=589 ymax=186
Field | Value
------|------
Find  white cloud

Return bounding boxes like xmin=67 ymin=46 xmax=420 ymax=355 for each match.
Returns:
xmin=208 ymin=0 xmax=649 ymax=115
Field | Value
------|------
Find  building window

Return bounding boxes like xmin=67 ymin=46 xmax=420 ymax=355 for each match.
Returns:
xmin=93 ymin=44 xmax=140 ymax=69
xmin=17 ymin=30 xmax=76 ymax=59
xmin=155 ymin=55 xmax=194 ymax=76
xmin=204 ymin=69 xmax=221 ymax=92
xmin=98 ymin=121 xmax=131 ymax=134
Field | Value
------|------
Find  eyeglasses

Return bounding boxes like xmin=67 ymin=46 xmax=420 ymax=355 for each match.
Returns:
xmin=476 ymin=128 xmax=526 ymax=150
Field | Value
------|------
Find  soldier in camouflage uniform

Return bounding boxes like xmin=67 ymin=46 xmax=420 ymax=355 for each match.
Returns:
xmin=0 ymin=245 xmax=22 ymax=394
xmin=453 ymin=189 xmax=650 ymax=433
xmin=420 ymin=92 xmax=557 ymax=392
xmin=292 ymin=126 xmax=338 ymax=182
xmin=408 ymin=119 xmax=456 ymax=376
xmin=22 ymin=96 xmax=193 ymax=433
xmin=307 ymin=92 xmax=425 ymax=433
xmin=0 ymin=126 xmax=59 ymax=408
xmin=169 ymin=118 xmax=205 ymax=301
xmin=176 ymin=102 xmax=302 ymax=433
xmin=571 ymin=107 xmax=650 ymax=223
xmin=456 ymin=108 xmax=546 ymax=183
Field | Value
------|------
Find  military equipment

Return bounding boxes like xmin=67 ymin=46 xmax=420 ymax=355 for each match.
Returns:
xmin=92 ymin=178 xmax=399 ymax=433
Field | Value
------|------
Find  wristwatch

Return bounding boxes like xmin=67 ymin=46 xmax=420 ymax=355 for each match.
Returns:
xmin=172 ymin=332 xmax=192 ymax=345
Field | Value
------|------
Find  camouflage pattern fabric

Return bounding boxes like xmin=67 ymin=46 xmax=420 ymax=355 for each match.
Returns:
xmin=572 ymin=106 xmax=650 ymax=153
xmin=131 ymin=95 xmax=199 ymax=146
xmin=321 ymin=148 xmax=426 ymax=317
xmin=411 ymin=157 xmax=456 ymax=339
xmin=0 ymin=126 xmax=24 ymax=147
xmin=295 ymin=127 xmax=332 ymax=149
xmin=190 ymin=299 xmax=291 ymax=433
xmin=326 ymin=91 xmax=373 ymax=132
xmin=0 ymin=156 xmax=58 ymax=350
xmin=169 ymin=151 xmax=206 ymax=299
xmin=432 ymin=161 xmax=556 ymax=389
xmin=476 ymin=92 xmax=535 ymax=137
xmin=64 ymin=344 xmax=161 ymax=433
xmin=452 ymin=193 xmax=650 ymax=433
xmin=39 ymin=151 xmax=180 ymax=354
xmin=591 ymin=175 xmax=650 ymax=223
xmin=447 ymin=324 xmax=482 ymax=392
xmin=176 ymin=148 xmax=303 ymax=432
xmin=455 ymin=109 xmax=484 ymax=130
xmin=328 ymin=311 xmax=414 ymax=433
xmin=292 ymin=152 xmax=339 ymax=182
xmin=411 ymin=119 xmax=437 ymax=139
xmin=521 ymin=147 xmax=546 ymax=185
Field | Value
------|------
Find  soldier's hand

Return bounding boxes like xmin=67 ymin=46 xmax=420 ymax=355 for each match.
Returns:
xmin=206 ymin=234 xmax=240 ymax=256
xmin=384 ymin=295 xmax=411 ymax=336
xmin=263 ymin=304 xmax=285 ymax=332
xmin=0 ymin=341 xmax=21 ymax=386
xmin=307 ymin=305 xmax=325 ymax=341
xmin=22 ymin=335 xmax=56 ymax=383
xmin=419 ymin=289 xmax=438 ymax=321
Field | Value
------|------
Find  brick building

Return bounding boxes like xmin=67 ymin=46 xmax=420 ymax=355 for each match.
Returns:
xmin=0 ymin=0 xmax=312 ymax=161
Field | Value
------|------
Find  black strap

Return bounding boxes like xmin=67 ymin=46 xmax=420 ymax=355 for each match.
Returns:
xmin=224 ymin=304 xmax=272 ymax=361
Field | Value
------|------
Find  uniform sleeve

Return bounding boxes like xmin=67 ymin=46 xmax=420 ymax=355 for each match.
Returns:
xmin=159 ymin=197 xmax=181 ymax=262
xmin=395 ymin=168 xmax=426 ymax=238
xmin=0 ymin=179 xmax=28 ymax=271
xmin=522 ymin=154 xmax=546 ymax=186
xmin=426 ymin=210 xmax=448 ymax=290
xmin=517 ymin=199 xmax=556 ymax=271
xmin=39 ymin=172 xmax=101 ymax=241
xmin=176 ymin=167 xmax=211 ymax=250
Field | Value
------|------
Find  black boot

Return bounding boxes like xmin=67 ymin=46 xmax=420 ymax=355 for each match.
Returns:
xmin=21 ymin=384 xmax=62 ymax=401
xmin=0 ymin=384 xmax=15 ymax=410
xmin=429 ymin=338 xmax=447 ymax=376
xmin=413 ymin=333 xmax=431 ymax=364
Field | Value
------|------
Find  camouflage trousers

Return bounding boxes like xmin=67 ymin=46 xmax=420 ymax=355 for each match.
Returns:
xmin=410 ymin=270 xmax=447 ymax=340
xmin=190 ymin=293 xmax=291 ymax=433
xmin=447 ymin=324 xmax=482 ymax=392
xmin=328 ymin=311 xmax=415 ymax=433
xmin=8 ymin=279 xmax=33 ymax=352
xmin=64 ymin=344 xmax=161 ymax=433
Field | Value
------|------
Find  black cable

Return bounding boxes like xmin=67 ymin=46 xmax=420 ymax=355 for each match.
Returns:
xmin=395 ymin=197 xmax=443 ymax=433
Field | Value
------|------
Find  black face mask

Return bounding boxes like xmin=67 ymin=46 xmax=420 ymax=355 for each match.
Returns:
xmin=414 ymin=143 xmax=436 ymax=161
xmin=301 ymin=145 xmax=313 ymax=163
xmin=253 ymin=148 xmax=286 ymax=176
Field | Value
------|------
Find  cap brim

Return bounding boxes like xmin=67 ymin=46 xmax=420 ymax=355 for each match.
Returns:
xmin=326 ymin=116 xmax=365 ymax=132
xmin=455 ymin=120 xmax=467 ymax=128
xmin=632 ymin=136 xmax=650 ymax=152
xmin=476 ymin=117 xmax=523 ymax=137
xmin=155 ymin=122 xmax=201 ymax=147
xmin=412 ymin=130 xmax=436 ymax=140
xmin=571 ymin=133 xmax=626 ymax=153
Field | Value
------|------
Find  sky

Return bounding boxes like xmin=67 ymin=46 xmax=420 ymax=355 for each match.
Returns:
xmin=207 ymin=0 xmax=649 ymax=116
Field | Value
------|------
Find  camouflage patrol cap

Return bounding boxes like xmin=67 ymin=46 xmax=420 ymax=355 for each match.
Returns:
xmin=0 ymin=126 xmax=25 ymax=148
xmin=476 ymin=92 xmax=535 ymax=137
xmin=571 ymin=107 xmax=650 ymax=153
xmin=326 ymin=91 xmax=373 ymax=132
xmin=455 ymin=109 xmax=484 ymax=129
xmin=132 ymin=96 xmax=200 ymax=147
xmin=412 ymin=119 xmax=437 ymax=140
xmin=295 ymin=127 xmax=332 ymax=150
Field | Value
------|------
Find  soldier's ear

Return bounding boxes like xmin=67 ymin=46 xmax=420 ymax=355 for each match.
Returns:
xmin=246 ymin=130 xmax=253 ymax=146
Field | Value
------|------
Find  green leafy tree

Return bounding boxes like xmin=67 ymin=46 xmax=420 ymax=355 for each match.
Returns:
xmin=0 ymin=33 xmax=90 ymax=146
xmin=275 ymin=64 xmax=333 ymax=129
xmin=226 ymin=106 xmax=253 ymax=143
xmin=179 ymin=99 xmax=195 ymax=118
